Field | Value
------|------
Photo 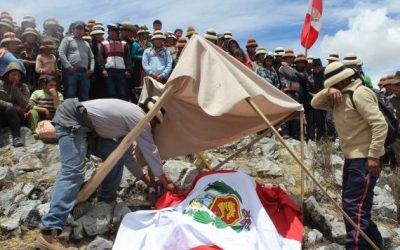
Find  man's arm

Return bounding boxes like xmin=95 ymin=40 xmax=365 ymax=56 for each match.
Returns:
xmin=141 ymin=49 xmax=152 ymax=75
xmin=58 ymin=37 xmax=72 ymax=69
xmin=311 ymin=88 xmax=333 ymax=112
xmin=124 ymin=44 xmax=132 ymax=71
xmin=88 ymin=43 xmax=95 ymax=71
xmin=161 ymin=50 xmax=173 ymax=79
xmin=354 ymin=88 xmax=388 ymax=159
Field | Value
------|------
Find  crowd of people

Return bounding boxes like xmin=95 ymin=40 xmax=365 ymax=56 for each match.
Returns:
xmin=0 ymin=10 xmax=399 ymax=250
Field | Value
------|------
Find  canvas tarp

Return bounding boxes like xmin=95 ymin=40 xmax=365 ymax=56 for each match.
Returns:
xmin=141 ymin=35 xmax=303 ymax=160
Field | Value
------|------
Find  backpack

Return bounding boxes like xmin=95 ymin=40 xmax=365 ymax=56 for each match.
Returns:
xmin=348 ymin=88 xmax=399 ymax=147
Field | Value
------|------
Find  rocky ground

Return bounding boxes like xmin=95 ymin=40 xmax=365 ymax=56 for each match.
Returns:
xmin=0 ymin=127 xmax=399 ymax=250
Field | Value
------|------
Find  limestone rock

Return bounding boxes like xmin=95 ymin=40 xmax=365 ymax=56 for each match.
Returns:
xmin=87 ymin=236 xmax=113 ymax=250
xmin=304 ymin=196 xmax=332 ymax=237
xmin=255 ymin=159 xmax=282 ymax=177
xmin=163 ymin=160 xmax=199 ymax=190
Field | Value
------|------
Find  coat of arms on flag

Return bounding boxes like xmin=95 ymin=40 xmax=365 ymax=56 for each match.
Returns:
xmin=113 ymin=171 xmax=303 ymax=250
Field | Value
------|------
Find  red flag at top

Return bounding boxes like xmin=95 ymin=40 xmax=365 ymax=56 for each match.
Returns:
xmin=300 ymin=0 xmax=323 ymax=49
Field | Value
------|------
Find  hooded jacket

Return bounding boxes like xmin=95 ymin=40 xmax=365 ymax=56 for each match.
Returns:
xmin=0 ymin=62 xmax=30 ymax=110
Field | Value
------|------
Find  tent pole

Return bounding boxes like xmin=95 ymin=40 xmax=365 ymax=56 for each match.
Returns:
xmin=300 ymin=111 xmax=305 ymax=218
xmin=76 ymin=82 xmax=178 ymax=204
xmin=211 ymin=129 xmax=270 ymax=171
xmin=246 ymin=97 xmax=379 ymax=250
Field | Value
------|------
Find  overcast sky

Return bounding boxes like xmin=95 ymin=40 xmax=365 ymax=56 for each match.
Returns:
xmin=1 ymin=0 xmax=399 ymax=85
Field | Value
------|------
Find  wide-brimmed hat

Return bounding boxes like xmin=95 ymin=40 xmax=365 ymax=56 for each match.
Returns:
xmin=21 ymin=27 xmax=39 ymax=39
xmin=152 ymin=31 xmax=166 ymax=41
xmin=0 ymin=32 xmax=21 ymax=47
xmin=295 ymin=54 xmax=308 ymax=62
xmin=255 ymin=47 xmax=267 ymax=57
xmin=282 ymin=49 xmax=295 ymax=58
xmin=382 ymin=75 xmax=400 ymax=86
xmin=138 ymin=27 xmax=150 ymax=35
xmin=0 ymin=18 xmax=13 ymax=30
xmin=40 ymin=38 xmax=56 ymax=50
xmin=90 ymin=24 xmax=105 ymax=35
xmin=107 ymin=23 xmax=121 ymax=31
xmin=204 ymin=28 xmax=218 ymax=41
xmin=246 ymin=38 xmax=258 ymax=48
xmin=186 ymin=26 xmax=196 ymax=38
xmin=324 ymin=61 xmax=355 ymax=88
xmin=120 ymin=21 xmax=135 ymax=31
xmin=274 ymin=47 xmax=284 ymax=57
xmin=139 ymin=96 xmax=165 ymax=123
xmin=342 ymin=52 xmax=359 ymax=66
xmin=327 ymin=52 xmax=339 ymax=62
xmin=176 ymin=37 xmax=187 ymax=48
xmin=307 ymin=55 xmax=314 ymax=64
xmin=223 ymin=31 xmax=233 ymax=39
xmin=21 ymin=16 xmax=36 ymax=27
xmin=43 ymin=18 xmax=59 ymax=29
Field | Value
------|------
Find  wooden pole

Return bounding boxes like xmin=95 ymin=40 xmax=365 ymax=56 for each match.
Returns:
xmin=246 ymin=97 xmax=379 ymax=250
xmin=76 ymin=82 xmax=178 ymax=203
xmin=211 ymin=129 xmax=270 ymax=171
xmin=300 ymin=111 xmax=305 ymax=217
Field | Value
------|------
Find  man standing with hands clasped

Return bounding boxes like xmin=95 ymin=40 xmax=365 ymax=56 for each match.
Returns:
xmin=311 ymin=62 xmax=387 ymax=250
xmin=142 ymin=31 xmax=172 ymax=83
xmin=58 ymin=21 xmax=94 ymax=101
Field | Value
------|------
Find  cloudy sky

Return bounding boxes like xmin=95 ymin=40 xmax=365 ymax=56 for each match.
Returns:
xmin=1 ymin=0 xmax=399 ymax=85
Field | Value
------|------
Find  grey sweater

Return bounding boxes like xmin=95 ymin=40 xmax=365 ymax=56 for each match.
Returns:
xmin=58 ymin=35 xmax=95 ymax=71
xmin=0 ymin=80 xmax=30 ymax=109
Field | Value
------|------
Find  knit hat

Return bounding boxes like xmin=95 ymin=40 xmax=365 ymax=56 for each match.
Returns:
xmin=295 ymin=54 xmax=308 ymax=62
xmin=342 ymin=52 xmax=359 ymax=66
xmin=255 ymin=47 xmax=267 ymax=57
xmin=223 ymin=31 xmax=233 ymax=39
xmin=139 ymin=96 xmax=165 ymax=123
xmin=40 ymin=38 xmax=56 ymax=50
xmin=186 ymin=26 xmax=196 ymax=38
xmin=282 ymin=49 xmax=295 ymax=58
xmin=21 ymin=27 xmax=39 ymax=39
xmin=204 ymin=28 xmax=218 ymax=41
xmin=324 ymin=61 xmax=355 ymax=88
xmin=21 ymin=16 xmax=36 ymax=28
xmin=152 ymin=31 xmax=166 ymax=41
xmin=73 ymin=21 xmax=86 ymax=29
xmin=43 ymin=18 xmax=59 ymax=29
xmin=313 ymin=58 xmax=322 ymax=67
xmin=246 ymin=38 xmax=258 ymax=48
xmin=0 ymin=18 xmax=13 ymax=31
xmin=327 ymin=52 xmax=340 ymax=62
xmin=274 ymin=47 xmax=284 ymax=57
xmin=0 ymin=32 xmax=21 ymax=47
xmin=176 ymin=37 xmax=187 ymax=48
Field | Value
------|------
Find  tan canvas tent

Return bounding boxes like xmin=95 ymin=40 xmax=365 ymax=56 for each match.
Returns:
xmin=140 ymin=35 xmax=303 ymax=159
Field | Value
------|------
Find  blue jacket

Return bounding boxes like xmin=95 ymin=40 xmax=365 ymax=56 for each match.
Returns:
xmin=142 ymin=47 xmax=172 ymax=78
xmin=0 ymin=51 xmax=26 ymax=77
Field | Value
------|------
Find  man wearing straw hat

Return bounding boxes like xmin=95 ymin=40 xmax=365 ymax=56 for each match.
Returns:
xmin=311 ymin=61 xmax=386 ymax=249
xmin=142 ymin=31 xmax=172 ymax=83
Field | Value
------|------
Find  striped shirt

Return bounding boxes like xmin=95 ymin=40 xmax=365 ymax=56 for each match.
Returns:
xmin=28 ymin=89 xmax=64 ymax=116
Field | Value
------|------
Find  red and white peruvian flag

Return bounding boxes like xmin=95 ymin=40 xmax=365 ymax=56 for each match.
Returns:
xmin=114 ymin=171 xmax=303 ymax=249
xmin=300 ymin=0 xmax=323 ymax=49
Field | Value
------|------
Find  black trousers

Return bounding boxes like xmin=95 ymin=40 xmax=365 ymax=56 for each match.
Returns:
xmin=0 ymin=105 xmax=26 ymax=137
xmin=342 ymin=158 xmax=382 ymax=250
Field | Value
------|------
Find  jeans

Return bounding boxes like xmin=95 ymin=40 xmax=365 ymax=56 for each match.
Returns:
xmin=105 ymin=70 xmax=127 ymax=100
xmin=40 ymin=124 xmax=125 ymax=231
xmin=64 ymin=69 xmax=90 ymax=101
xmin=342 ymin=158 xmax=382 ymax=250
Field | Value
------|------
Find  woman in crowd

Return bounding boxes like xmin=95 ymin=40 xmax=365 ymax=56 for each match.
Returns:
xmin=232 ymin=48 xmax=252 ymax=70
xmin=132 ymin=27 xmax=152 ymax=88
xmin=19 ymin=27 xmax=39 ymax=91
xmin=35 ymin=39 xmax=59 ymax=80
xmin=0 ymin=62 xmax=30 ymax=147
xmin=256 ymin=53 xmax=280 ymax=88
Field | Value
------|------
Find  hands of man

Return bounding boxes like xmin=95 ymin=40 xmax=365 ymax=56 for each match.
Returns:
xmin=102 ymin=69 xmax=108 ymax=78
xmin=367 ymin=158 xmax=381 ymax=177
xmin=67 ymin=66 xmax=75 ymax=72
xmin=87 ymin=69 xmax=93 ymax=77
xmin=328 ymin=88 xmax=343 ymax=106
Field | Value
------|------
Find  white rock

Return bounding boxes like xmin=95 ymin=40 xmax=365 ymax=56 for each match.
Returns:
xmin=307 ymin=229 xmax=323 ymax=244
xmin=87 ymin=236 xmax=113 ymax=250
xmin=22 ymin=183 xmax=35 ymax=196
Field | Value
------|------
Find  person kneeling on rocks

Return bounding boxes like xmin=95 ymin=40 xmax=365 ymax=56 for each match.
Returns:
xmin=36 ymin=96 xmax=175 ymax=250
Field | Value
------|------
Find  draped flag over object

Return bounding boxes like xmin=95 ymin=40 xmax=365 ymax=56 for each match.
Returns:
xmin=300 ymin=0 xmax=323 ymax=49
xmin=114 ymin=171 xmax=303 ymax=250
